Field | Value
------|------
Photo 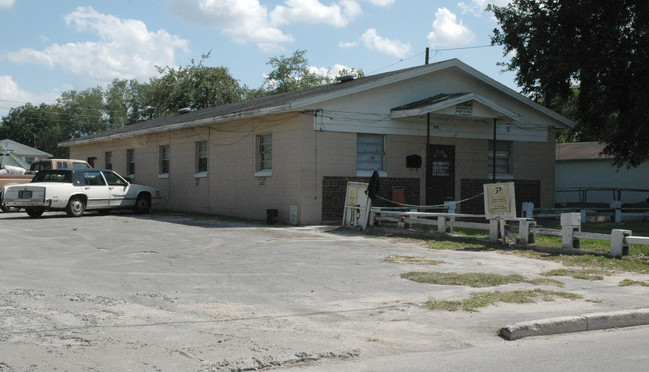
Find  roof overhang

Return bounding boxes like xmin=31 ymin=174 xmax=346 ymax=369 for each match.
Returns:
xmin=390 ymin=92 xmax=520 ymax=122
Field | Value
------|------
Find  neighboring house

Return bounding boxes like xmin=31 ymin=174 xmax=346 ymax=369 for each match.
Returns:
xmin=556 ymin=142 xmax=649 ymax=205
xmin=60 ymin=59 xmax=573 ymax=224
xmin=0 ymin=139 xmax=53 ymax=169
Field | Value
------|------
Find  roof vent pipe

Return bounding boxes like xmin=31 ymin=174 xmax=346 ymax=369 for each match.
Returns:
xmin=336 ymin=73 xmax=357 ymax=83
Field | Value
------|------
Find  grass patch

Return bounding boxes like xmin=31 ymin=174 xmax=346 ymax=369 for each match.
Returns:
xmin=528 ymin=278 xmax=565 ymax=287
xmin=401 ymin=271 xmax=565 ymax=288
xmin=423 ymin=289 xmax=582 ymax=312
xmin=620 ymin=279 xmax=649 ymax=287
xmin=386 ymin=255 xmax=443 ymax=265
xmin=541 ymin=268 xmax=611 ymax=280
xmin=400 ymin=272 xmax=527 ymax=287
xmin=377 ymin=221 xmax=649 ymax=274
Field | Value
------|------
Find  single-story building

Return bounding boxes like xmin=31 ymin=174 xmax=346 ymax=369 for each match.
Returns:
xmin=556 ymin=142 xmax=649 ymax=205
xmin=60 ymin=59 xmax=573 ymax=224
xmin=0 ymin=139 xmax=53 ymax=169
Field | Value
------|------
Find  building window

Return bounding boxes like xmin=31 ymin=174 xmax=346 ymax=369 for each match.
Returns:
xmin=257 ymin=134 xmax=272 ymax=171
xmin=488 ymin=140 xmax=512 ymax=178
xmin=86 ymin=157 xmax=96 ymax=168
xmin=357 ymin=134 xmax=385 ymax=175
xmin=159 ymin=145 xmax=170 ymax=175
xmin=126 ymin=149 xmax=135 ymax=176
xmin=196 ymin=141 xmax=208 ymax=174
xmin=105 ymin=151 xmax=112 ymax=170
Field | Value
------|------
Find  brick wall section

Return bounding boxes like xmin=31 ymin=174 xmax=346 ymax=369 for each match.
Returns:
xmin=322 ymin=177 xmax=420 ymax=222
xmin=460 ymin=179 xmax=541 ymax=215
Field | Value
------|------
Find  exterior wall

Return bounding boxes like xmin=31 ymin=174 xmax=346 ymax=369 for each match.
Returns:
xmin=69 ymin=113 xmax=319 ymax=224
xmin=512 ymin=128 xmax=556 ymax=209
xmin=556 ymin=159 xmax=649 ymax=204
xmin=70 ymin=117 xmax=558 ymax=222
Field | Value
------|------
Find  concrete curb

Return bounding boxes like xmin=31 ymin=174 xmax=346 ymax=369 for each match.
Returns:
xmin=499 ymin=308 xmax=649 ymax=340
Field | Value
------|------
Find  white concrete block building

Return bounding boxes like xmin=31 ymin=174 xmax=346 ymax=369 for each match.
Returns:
xmin=61 ymin=59 xmax=573 ymax=224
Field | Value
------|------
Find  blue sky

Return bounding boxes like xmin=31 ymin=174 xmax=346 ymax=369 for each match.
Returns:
xmin=0 ymin=0 xmax=514 ymax=117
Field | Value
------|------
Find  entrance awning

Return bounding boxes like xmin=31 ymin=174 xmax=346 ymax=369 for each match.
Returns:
xmin=390 ymin=92 xmax=520 ymax=122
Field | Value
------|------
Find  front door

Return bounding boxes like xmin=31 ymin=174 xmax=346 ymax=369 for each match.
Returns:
xmin=426 ymin=144 xmax=455 ymax=206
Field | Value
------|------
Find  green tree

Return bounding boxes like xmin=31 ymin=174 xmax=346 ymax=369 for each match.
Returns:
xmin=0 ymin=103 xmax=69 ymax=157
xmin=264 ymin=50 xmax=331 ymax=94
xmin=489 ymin=0 xmax=649 ymax=166
xmin=105 ymin=78 xmax=151 ymax=127
xmin=57 ymin=87 xmax=109 ymax=138
xmin=146 ymin=53 xmax=245 ymax=117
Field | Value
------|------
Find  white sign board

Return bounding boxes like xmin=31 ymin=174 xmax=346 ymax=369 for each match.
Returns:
xmin=483 ymin=182 xmax=516 ymax=219
xmin=342 ymin=182 xmax=370 ymax=228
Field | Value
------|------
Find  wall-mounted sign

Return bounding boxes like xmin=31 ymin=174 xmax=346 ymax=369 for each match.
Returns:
xmin=431 ymin=161 xmax=450 ymax=176
xmin=455 ymin=102 xmax=473 ymax=117
xmin=483 ymin=182 xmax=516 ymax=219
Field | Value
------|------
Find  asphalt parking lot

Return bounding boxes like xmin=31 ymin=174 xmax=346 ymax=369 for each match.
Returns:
xmin=1 ymin=211 xmax=649 ymax=371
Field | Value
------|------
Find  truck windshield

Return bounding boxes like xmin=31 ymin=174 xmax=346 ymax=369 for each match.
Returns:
xmin=30 ymin=162 xmax=52 ymax=172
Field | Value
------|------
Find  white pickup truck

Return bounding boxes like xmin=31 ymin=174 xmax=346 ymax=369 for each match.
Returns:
xmin=2 ymin=168 xmax=161 ymax=217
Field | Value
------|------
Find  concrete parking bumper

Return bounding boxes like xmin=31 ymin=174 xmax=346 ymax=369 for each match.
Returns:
xmin=500 ymin=308 xmax=649 ymax=340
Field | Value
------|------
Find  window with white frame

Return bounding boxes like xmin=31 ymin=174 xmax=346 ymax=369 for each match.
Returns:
xmin=126 ymin=149 xmax=135 ymax=176
xmin=158 ymin=145 xmax=169 ymax=174
xmin=357 ymin=133 xmax=385 ymax=174
xmin=159 ymin=145 xmax=169 ymax=175
xmin=196 ymin=141 xmax=208 ymax=174
xmin=488 ymin=140 xmax=512 ymax=178
xmin=257 ymin=134 xmax=272 ymax=171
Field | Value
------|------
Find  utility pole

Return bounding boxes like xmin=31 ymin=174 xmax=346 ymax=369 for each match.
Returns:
xmin=425 ymin=47 xmax=431 ymax=205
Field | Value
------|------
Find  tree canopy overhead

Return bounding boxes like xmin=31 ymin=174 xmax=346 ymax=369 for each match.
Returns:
xmin=489 ymin=0 xmax=649 ymax=167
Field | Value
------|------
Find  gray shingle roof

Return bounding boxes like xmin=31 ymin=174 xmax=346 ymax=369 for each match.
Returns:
xmin=61 ymin=63 xmax=432 ymax=145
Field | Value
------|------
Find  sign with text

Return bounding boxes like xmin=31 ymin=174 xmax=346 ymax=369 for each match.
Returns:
xmin=483 ymin=182 xmax=516 ymax=219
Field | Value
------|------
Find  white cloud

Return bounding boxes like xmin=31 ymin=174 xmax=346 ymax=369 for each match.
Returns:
xmin=169 ymin=0 xmax=292 ymax=49
xmin=364 ymin=0 xmax=394 ymax=5
xmin=0 ymin=0 xmax=15 ymax=8
xmin=361 ymin=28 xmax=410 ymax=57
xmin=427 ymin=7 xmax=475 ymax=47
xmin=338 ymin=40 xmax=359 ymax=48
xmin=0 ymin=76 xmax=30 ymax=104
xmin=0 ymin=76 xmax=61 ymax=117
xmin=307 ymin=63 xmax=355 ymax=79
xmin=6 ymin=7 xmax=189 ymax=88
xmin=270 ymin=0 xmax=361 ymax=28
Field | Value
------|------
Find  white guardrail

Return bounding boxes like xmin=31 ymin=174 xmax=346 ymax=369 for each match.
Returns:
xmin=370 ymin=209 xmax=649 ymax=258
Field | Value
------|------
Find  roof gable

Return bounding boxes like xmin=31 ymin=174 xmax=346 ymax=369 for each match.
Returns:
xmin=0 ymin=139 xmax=52 ymax=157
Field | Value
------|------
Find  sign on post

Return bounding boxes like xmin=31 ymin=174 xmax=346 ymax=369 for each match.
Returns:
xmin=342 ymin=182 xmax=370 ymax=229
xmin=483 ymin=182 xmax=516 ymax=220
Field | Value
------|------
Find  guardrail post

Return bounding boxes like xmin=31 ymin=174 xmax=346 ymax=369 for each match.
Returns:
xmin=561 ymin=213 xmax=581 ymax=249
xmin=610 ymin=229 xmax=631 ymax=257
xmin=519 ymin=220 xmax=536 ymax=245
xmin=522 ymin=202 xmax=534 ymax=218
xmin=445 ymin=201 xmax=456 ymax=222
xmin=437 ymin=216 xmax=450 ymax=233
xmin=489 ymin=219 xmax=499 ymax=241
xmin=610 ymin=201 xmax=622 ymax=223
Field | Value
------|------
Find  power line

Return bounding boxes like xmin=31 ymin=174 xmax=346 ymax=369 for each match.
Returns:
xmin=368 ymin=44 xmax=496 ymax=75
